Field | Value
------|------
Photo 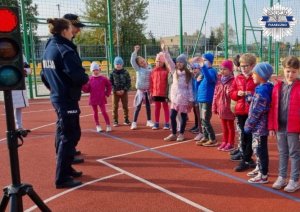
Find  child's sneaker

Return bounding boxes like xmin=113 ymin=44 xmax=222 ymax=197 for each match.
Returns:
xmin=194 ymin=133 xmax=204 ymax=141
xmin=272 ymin=176 xmax=287 ymax=190
xmin=247 ymin=165 xmax=260 ymax=177
xmin=164 ymin=134 xmax=177 ymax=141
xmin=124 ymin=119 xmax=131 ymax=125
xmin=230 ymin=148 xmax=240 ymax=155
xmin=196 ymin=137 xmax=209 ymax=146
xmin=106 ymin=125 xmax=112 ymax=132
xmin=176 ymin=134 xmax=185 ymax=142
xmin=189 ymin=125 xmax=198 ymax=132
xmin=130 ymin=122 xmax=137 ymax=130
xmin=217 ymin=142 xmax=226 ymax=151
xmin=113 ymin=121 xmax=118 ymax=127
xmin=163 ymin=123 xmax=170 ymax=130
xmin=248 ymin=173 xmax=268 ymax=184
xmin=152 ymin=123 xmax=159 ymax=130
xmin=202 ymin=140 xmax=218 ymax=147
xmin=96 ymin=125 xmax=103 ymax=132
xmin=284 ymin=180 xmax=300 ymax=193
xmin=222 ymin=143 xmax=235 ymax=152
xmin=146 ymin=120 xmax=154 ymax=127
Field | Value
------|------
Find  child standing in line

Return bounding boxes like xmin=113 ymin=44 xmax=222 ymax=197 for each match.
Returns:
xmin=109 ymin=57 xmax=131 ymax=127
xmin=150 ymin=52 xmax=170 ymax=130
xmin=12 ymin=55 xmax=31 ymax=130
xmin=230 ymin=53 xmax=257 ymax=172
xmin=269 ymin=56 xmax=300 ymax=192
xmin=212 ymin=60 xmax=235 ymax=151
xmin=191 ymin=63 xmax=203 ymax=140
xmin=130 ymin=45 xmax=154 ymax=130
xmin=163 ymin=46 xmax=194 ymax=142
xmin=82 ymin=62 xmax=112 ymax=132
xmin=194 ymin=53 xmax=218 ymax=147
xmin=244 ymin=62 xmax=273 ymax=184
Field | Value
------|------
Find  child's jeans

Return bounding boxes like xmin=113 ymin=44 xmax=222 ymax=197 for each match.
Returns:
xmin=133 ymin=91 xmax=151 ymax=122
xmin=199 ymin=102 xmax=215 ymax=140
xmin=92 ymin=104 xmax=110 ymax=126
xmin=276 ymin=131 xmax=300 ymax=181
xmin=170 ymin=109 xmax=187 ymax=135
xmin=237 ymin=115 xmax=253 ymax=162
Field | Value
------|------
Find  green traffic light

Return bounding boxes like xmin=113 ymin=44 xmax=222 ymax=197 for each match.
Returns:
xmin=0 ymin=66 xmax=22 ymax=87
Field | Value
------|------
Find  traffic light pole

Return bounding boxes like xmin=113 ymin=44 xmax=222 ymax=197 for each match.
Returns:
xmin=0 ymin=90 xmax=51 ymax=212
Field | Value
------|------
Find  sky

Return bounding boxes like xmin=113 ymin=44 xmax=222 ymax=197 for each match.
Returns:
xmin=32 ymin=0 xmax=300 ymax=45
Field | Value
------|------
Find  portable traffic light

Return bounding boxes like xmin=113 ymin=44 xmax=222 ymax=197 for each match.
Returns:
xmin=0 ymin=6 xmax=25 ymax=91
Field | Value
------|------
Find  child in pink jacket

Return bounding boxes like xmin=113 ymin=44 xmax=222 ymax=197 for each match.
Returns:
xmin=82 ymin=62 xmax=112 ymax=132
xmin=212 ymin=60 xmax=235 ymax=151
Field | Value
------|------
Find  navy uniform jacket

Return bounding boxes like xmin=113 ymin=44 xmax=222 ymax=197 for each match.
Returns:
xmin=41 ymin=35 xmax=89 ymax=103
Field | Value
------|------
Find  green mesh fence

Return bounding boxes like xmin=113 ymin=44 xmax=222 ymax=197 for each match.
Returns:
xmin=1 ymin=0 xmax=299 ymax=97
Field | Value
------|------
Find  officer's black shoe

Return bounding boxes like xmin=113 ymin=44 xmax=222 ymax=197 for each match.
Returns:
xmin=70 ymin=169 xmax=83 ymax=178
xmin=75 ymin=150 xmax=81 ymax=156
xmin=72 ymin=157 xmax=84 ymax=164
xmin=56 ymin=179 xmax=82 ymax=189
xmin=234 ymin=160 xmax=250 ymax=172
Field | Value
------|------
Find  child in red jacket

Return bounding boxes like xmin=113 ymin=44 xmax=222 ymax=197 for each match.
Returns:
xmin=212 ymin=60 xmax=235 ymax=151
xmin=269 ymin=56 xmax=300 ymax=192
xmin=82 ymin=62 xmax=112 ymax=132
xmin=150 ymin=52 xmax=170 ymax=130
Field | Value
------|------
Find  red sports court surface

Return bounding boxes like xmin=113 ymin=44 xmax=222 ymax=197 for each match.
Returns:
xmin=0 ymin=92 xmax=299 ymax=212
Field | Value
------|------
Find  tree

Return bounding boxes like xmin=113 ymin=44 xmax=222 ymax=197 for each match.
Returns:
xmin=208 ymin=30 xmax=216 ymax=49
xmin=213 ymin=23 xmax=235 ymax=45
xmin=83 ymin=0 xmax=149 ymax=61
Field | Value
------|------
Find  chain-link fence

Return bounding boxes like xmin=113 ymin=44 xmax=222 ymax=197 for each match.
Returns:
xmin=1 ymin=0 xmax=299 ymax=98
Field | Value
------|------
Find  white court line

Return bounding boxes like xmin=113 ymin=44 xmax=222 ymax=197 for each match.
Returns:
xmin=99 ymin=160 xmax=213 ymax=212
xmin=24 ymin=172 xmax=123 ymax=212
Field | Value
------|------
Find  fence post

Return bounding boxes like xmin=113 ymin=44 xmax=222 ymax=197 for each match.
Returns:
xmin=20 ymin=0 xmax=33 ymax=99
xmin=224 ymin=0 xmax=228 ymax=59
xmin=268 ymin=0 xmax=273 ymax=63
xmin=107 ymin=0 xmax=114 ymax=70
xmin=179 ymin=0 xmax=183 ymax=54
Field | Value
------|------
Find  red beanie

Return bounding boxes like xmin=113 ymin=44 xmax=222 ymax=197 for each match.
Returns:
xmin=220 ymin=60 xmax=233 ymax=72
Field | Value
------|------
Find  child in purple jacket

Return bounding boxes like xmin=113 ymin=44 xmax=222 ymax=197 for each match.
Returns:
xmin=82 ymin=62 xmax=112 ymax=132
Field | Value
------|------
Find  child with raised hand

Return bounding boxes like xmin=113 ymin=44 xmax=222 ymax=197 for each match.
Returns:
xmin=82 ymin=62 xmax=112 ymax=132
xmin=194 ymin=53 xmax=218 ymax=147
xmin=109 ymin=56 xmax=131 ymax=127
xmin=163 ymin=46 xmax=194 ymax=142
xmin=130 ymin=45 xmax=154 ymax=130
xmin=269 ymin=56 xmax=300 ymax=192
xmin=245 ymin=62 xmax=273 ymax=184
xmin=149 ymin=51 xmax=170 ymax=130
xmin=212 ymin=60 xmax=235 ymax=151
xmin=230 ymin=53 xmax=257 ymax=172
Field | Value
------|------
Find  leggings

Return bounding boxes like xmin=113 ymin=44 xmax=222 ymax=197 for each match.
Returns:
xmin=92 ymin=104 xmax=110 ymax=125
xmin=133 ymin=92 xmax=151 ymax=122
xmin=221 ymin=119 xmax=235 ymax=145
xmin=154 ymin=101 xmax=169 ymax=123
xmin=170 ymin=109 xmax=187 ymax=134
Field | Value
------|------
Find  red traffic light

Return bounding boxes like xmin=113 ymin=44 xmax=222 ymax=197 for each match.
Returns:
xmin=0 ymin=8 xmax=18 ymax=33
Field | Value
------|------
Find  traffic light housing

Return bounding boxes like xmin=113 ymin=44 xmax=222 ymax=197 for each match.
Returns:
xmin=0 ymin=6 xmax=25 ymax=91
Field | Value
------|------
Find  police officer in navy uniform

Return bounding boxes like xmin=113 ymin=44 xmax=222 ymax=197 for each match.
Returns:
xmin=41 ymin=18 xmax=89 ymax=188
xmin=63 ymin=13 xmax=86 ymax=164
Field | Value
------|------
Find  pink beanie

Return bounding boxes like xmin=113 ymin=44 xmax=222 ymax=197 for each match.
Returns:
xmin=220 ymin=60 xmax=233 ymax=72
xmin=155 ymin=52 xmax=165 ymax=63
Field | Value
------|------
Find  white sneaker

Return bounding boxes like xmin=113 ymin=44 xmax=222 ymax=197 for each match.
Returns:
xmin=284 ymin=179 xmax=300 ymax=192
xmin=106 ymin=125 xmax=112 ymax=132
xmin=247 ymin=165 xmax=260 ymax=177
xmin=131 ymin=122 xmax=137 ymax=130
xmin=164 ymin=134 xmax=177 ymax=141
xmin=146 ymin=120 xmax=154 ymax=127
xmin=272 ymin=176 xmax=287 ymax=190
xmin=96 ymin=125 xmax=102 ymax=132
xmin=194 ymin=133 xmax=204 ymax=141
xmin=177 ymin=134 xmax=185 ymax=142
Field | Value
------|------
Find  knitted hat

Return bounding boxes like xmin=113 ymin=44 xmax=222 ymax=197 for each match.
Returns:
xmin=220 ymin=60 xmax=233 ymax=72
xmin=114 ymin=56 xmax=124 ymax=66
xmin=176 ymin=54 xmax=187 ymax=65
xmin=253 ymin=62 xmax=273 ymax=81
xmin=202 ymin=53 xmax=214 ymax=64
xmin=191 ymin=63 xmax=201 ymax=69
xmin=155 ymin=52 xmax=165 ymax=63
xmin=90 ymin=61 xmax=100 ymax=72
